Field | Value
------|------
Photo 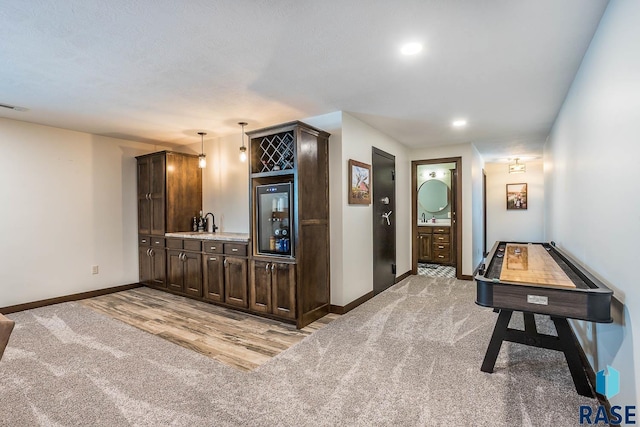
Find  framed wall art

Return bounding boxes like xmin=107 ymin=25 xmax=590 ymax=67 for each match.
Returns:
xmin=506 ymin=183 xmax=527 ymax=210
xmin=348 ymin=159 xmax=371 ymax=205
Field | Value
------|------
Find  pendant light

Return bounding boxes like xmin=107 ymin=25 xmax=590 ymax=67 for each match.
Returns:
xmin=197 ymin=132 xmax=207 ymax=168
xmin=508 ymin=158 xmax=525 ymax=173
xmin=238 ymin=122 xmax=248 ymax=162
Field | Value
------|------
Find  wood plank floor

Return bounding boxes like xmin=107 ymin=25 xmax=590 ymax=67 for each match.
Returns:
xmin=79 ymin=287 xmax=339 ymax=371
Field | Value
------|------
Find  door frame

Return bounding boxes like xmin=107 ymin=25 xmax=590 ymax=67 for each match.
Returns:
xmin=411 ymin=157 xmax=463 ymax=279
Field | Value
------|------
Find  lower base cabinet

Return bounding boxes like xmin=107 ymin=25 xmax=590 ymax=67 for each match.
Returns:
xmin=139 ymin=236 xmax=166 ymax=288
xmin=224 ymin=256 xmax=248 ymax=308
xmin=142 ymin=238 xmax=302 ymax=324
xmin=250 ymin=260 xmax=296 ymax=320
xmin=166 ymin=249 xmax=202 ymax=296
xmin=203 ymin=254 xmax=224 ymax=302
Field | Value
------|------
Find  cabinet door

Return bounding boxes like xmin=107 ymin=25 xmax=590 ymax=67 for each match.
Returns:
xmin=203 ymin=255 xmax=224 ymax=302
xmin=224 ymin=257 xmax=248 ymax=308
xmin=149 ymin=154 xmax=166 ymax=236
xmin=418 ymin=233 xmax=432 ymax=262
xmin=150 ymin=248 xmax=166 ymax=288
xmin=250 ymin=261 xmax=272 ymax=313
xmin=183 ymin=251 xmax=202 ymax=297
xmin=137 ymin=158 xmax=152 ymax=234
xmin=272 ymin=263 xmax=296 ymax=319
xmin=166 ymin=249 xmax=184 ymax=293
xmin=139 ymin=245 xmax=152 ymax=285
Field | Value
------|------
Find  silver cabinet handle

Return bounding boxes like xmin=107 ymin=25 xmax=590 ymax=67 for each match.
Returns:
xmin=265 ymin=263 xmax=270 ymax=272
xmin=224 ymin=259 xmax=228 ymax=267
xmin=271 ymin=263 xmax=275 ymax=272
xmin=141 ymin=239 xmax=147 ymax=244
xmin=146 ymin=248 xmax=151 ymax=256
xmin=231 ymin=248 xmax=238 ymax=252
xmin=149 ymin=248 xmax=154 ymax=256
xmin=210 ymin=257 xmax=217 ymax=261
xmin=210 ymin=246 xmax=216 ymax=251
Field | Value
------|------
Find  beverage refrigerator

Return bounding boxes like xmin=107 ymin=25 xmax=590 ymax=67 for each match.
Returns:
xmin=255 ymin=182 xmax=293 ymax=257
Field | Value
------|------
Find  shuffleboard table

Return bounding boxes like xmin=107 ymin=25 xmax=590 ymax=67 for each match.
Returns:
xmin=475 ymin=241 xmax=613 ymax=397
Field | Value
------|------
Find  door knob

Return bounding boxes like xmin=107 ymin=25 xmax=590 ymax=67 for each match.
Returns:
xmin=381 ymin=210 xmax=393 ymax=225
xmin=381 ymin=197 xmax=390 ymax=205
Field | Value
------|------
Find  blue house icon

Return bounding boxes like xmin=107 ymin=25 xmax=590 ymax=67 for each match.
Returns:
xmin=596 ymin=366 xmax=620 ymax=399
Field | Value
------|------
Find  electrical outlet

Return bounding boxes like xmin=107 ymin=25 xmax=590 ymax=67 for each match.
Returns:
xmin=92 ymin=265 xmax=99 ymax=275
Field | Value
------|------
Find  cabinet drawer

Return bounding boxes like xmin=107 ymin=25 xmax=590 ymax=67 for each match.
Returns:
xmin=432 ymin=250 xmax=450 ymax=263
xmin=139 ymin=235 xmax=151 ymax=246
xmin=166 ymin=238 xmax=183 ymax=249
xmin=417 ymin=226 xmax=433 ymax=234
xmin=225 ymin=243 xmax=248 ymax=256
xmin=203 ymin=241 xmax=223 ymax=254
xmin=184 ymin=240 xmax=202 ymax=252
xmin=433 ymin=227 xmax=450 ymax=234
xmin=151 ymin=237 xmax=165 ymax=247
xmin=433 ymin=242 xmax=450 ymax=252
xmin=433 ymin=234 xmax=450 ymax=243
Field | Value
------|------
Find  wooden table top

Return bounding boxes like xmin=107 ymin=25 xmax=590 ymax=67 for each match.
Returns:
xmin=499 ymin=243 xmax=576 ymax=288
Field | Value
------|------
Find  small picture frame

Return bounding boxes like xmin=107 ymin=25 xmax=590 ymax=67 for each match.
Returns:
xmin=506 ymin=183 xmax=527 ymax=210
xmin=348 ymin=159 xmax=371 ymax=205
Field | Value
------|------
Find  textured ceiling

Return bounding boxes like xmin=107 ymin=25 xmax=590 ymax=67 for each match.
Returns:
xmin=0 ymin=0 xmax=608 ymax=160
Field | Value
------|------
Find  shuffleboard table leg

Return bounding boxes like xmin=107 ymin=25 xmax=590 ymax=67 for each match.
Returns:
xmin=523 ymin=312 xmax=537 ymax=334
xmin=481 ymin=310 xmax=513 ymax=373
xmin=552 ymin=317 xmax=594 ymax=397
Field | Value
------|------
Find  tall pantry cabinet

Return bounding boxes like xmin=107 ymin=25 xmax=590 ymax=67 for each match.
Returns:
xmin=136 ymin=151 xmax=202 ymax=288
xmin=247 ymin=121 xmax=330 ymax=328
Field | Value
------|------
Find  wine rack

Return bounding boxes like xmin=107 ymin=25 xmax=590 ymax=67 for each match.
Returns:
xmin=252 ymin=131 xmax=295 ymax=174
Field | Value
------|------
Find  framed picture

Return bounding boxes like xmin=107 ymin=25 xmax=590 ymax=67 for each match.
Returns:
xmin=348 ymin=159 xmax=371 ymax=205
xmin=506 ymin=183 xmax=527 ymax=210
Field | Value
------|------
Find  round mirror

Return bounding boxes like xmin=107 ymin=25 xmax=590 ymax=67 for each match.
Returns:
xmin=418 ymin=179 xmax=450 ymax=213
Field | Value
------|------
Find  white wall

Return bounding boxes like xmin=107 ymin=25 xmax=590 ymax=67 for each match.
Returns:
xmin=485 ymin=159 xmax=545 ymax=246
xmin=546 ymin=0 xmax=639 ymax=407
xmin=410 ymin=143 xmax=482 ymax=276
xmin=197 ymin=133 xmax=250 ymax=233
xmin=0 ymin=118 xmax=169 ymax=307
xmin=336 ymin=113 xmax=411 ymax=306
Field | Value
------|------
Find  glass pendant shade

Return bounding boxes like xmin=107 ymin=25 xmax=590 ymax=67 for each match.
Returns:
xmin=238 ymin=122 xmax=248 ymax=162
xmin=197 ymin=132 xmax=207 ymax=169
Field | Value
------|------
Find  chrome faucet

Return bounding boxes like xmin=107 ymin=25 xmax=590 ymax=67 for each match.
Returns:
xmin=421 ymin=212 xmax=426 ymax=223
xmin=204 ymin=212 xmax=218 ymax=233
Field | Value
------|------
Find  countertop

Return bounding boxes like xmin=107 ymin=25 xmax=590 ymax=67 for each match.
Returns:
xmin=165 ymin=231 xmax=250 ymax=242
xmin=418 ymin=220 xmax=451 ymax=227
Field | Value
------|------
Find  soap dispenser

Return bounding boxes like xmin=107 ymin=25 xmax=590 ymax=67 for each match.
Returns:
xmin=431 ymin=216 xmax=436 ymax=224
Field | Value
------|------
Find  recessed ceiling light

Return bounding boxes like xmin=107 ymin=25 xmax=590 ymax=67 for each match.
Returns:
xmin=400 ymin=42 xmax=423 ymax=56
xmin=452 ymin=119 xmax=467 ymax=128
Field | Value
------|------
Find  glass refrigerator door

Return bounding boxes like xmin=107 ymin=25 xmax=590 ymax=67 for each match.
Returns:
xmin=256 ymin=183 xmax=292 ymax=257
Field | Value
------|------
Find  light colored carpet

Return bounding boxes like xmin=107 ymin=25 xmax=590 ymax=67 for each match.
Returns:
xmin=0 ymin=276 xmax=596 ymax=426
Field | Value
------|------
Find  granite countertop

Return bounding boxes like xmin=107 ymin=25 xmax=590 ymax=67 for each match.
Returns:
xmin=165 ymin=231 xmax=250 ymax=242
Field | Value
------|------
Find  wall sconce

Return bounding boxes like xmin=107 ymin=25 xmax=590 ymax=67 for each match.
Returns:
xmin=197 ymin=132 xmax=207 ymax=168
xmin=509 ymin=158 xmax=525 ymax=173
xmin=238 ymin=122 xmax=247 ymax=162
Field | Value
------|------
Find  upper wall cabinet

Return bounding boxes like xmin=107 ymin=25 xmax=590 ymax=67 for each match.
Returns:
xmin=136 ymin=151 xmax=202 ymax=236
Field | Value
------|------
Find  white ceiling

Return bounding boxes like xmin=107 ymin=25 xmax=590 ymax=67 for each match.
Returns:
xmin=0 ymin=0 xmax=608 ymax=160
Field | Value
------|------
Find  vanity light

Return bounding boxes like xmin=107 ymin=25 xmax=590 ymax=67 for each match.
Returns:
xmin=238 ymin=122 xmax=248 ymax=162
xmin=197 ymin=132 xmax=207 ymax=168
xmin=452 ymin=119 xmax=467 ymax=128
xmin=509 ymin=158 xmax=526 ymax=173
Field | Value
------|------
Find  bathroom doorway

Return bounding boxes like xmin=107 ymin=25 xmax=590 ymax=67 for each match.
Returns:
xmin=411 ymin=157 xmax=462 ymax=279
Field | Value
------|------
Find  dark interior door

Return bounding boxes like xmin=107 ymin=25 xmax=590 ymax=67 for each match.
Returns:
xmin=372 ymin=147 xmax=396 ymax=294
